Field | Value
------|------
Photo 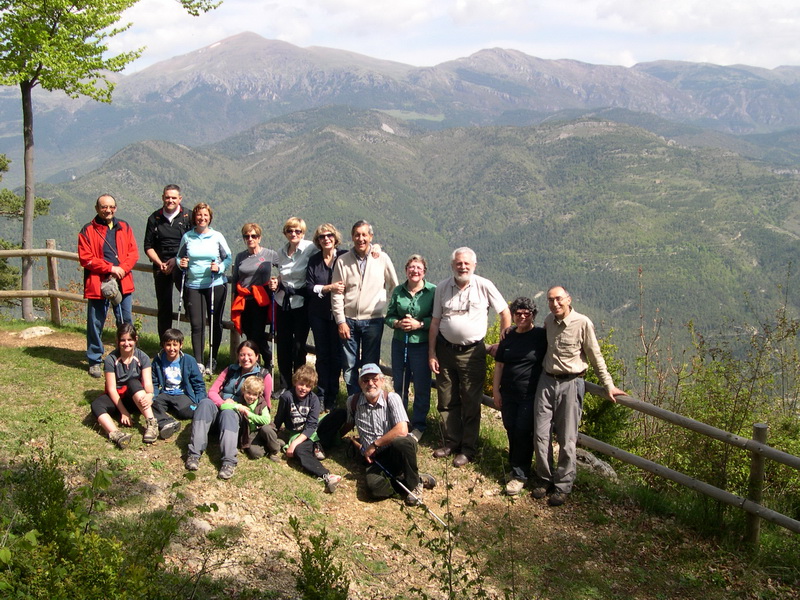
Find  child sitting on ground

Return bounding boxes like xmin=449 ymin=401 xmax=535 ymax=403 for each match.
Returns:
xmin=220 ymin=374 xmax=281 ymax=461
xmin=151 ymin=328 xmax=207 ymax=440
xmin=274 ymin=365 xmax=343 ymax=493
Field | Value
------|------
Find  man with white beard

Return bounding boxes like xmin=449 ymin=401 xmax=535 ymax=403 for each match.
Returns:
xmin=428 ymin=247 xmax=511 ymax=467
xmin=340 ymin=364 xmax=436 ymax=505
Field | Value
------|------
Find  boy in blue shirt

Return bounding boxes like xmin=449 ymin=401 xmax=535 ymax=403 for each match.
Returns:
xmin=151 ymin=328 xmax=207 ymax=438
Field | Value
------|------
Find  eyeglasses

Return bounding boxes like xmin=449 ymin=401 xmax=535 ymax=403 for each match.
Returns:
xmin=318 ymin=232 xmax=335 ymax=240
xmin=285 ymin=228 xmax=303 ymax=235
xmin=514 ymin=310 xmax=532 ymax=317
xmin=98 ymin=205 xmax=116 ymax=210
xmin=242 ymin=233 xmax=259 ymax=239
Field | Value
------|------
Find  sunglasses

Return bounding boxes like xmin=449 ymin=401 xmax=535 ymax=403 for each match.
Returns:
xmin=242 ymin=233 xmax=259 ymax=239
xmin=318 ymin=232 xmax=335 ymax=239
xmin=285 ymin=228 xmax=303 ymax=235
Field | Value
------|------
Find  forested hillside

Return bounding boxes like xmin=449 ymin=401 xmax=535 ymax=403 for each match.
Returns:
xmin=8 ymin=108 xmax=799 ymax=360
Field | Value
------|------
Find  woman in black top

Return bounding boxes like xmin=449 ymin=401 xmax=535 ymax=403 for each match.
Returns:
xmin=305 ymin=224 xmax=347 ymax=410
xmin=493 ymin=297 xmax=547 ymax=495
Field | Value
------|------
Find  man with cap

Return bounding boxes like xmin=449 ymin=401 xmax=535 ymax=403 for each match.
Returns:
xmin=340 ymin=363 xmax=436 ymax=505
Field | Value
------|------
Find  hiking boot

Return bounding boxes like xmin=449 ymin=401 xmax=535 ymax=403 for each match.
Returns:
xmin=88 ymin=364 xmax=103 ymax=378
xmin=505 ymin=478 xmax=526 ymax=496
xmin=419 ymin=473 xmax=437 ymax=490
xmin=548 ymin=491 xmax=567 ymax=507
xmin=109 ymin=429 xmax=131 ymax=449
xmin=313 ymin=442 xmax=326 ymax=461
xmin=405 ymin=483 xmax=424 ymax=506
xmin=159 ymin=419 xmax=181 ymax=440
xmin=218 ymin=463 xmax=235 ymax=480
xmin=323 ymin=473 xmax=342 ymax=493
xmin=267 ymin=453 xmax=281 ymax=463
xmin=143 ymin=418 xmax=159 ymax=444
xmin=531 ymin=486 xmax=548 ymax=500
xmin=185 ymin=454 xmax=200 ymax=471
xmin=410 ymin=429 xmax=423 ymax=442
xmin=197 ymin=363 xmax=206 ymax=376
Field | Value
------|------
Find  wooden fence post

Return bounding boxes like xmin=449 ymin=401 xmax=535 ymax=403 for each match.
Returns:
xmin=746 ymin=422 xmax=769 ymax=549
xmin=45 ymin=239 xmax=62 ymax=326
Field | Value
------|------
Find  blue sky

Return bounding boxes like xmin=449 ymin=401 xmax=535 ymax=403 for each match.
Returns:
xmin=110 ymin=0 xmax=800 ymax=72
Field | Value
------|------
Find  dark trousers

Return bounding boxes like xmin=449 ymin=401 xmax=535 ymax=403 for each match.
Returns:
xmin=276 ymin=304 xmax=310 ymax=389
xmin=435 ymin=338 xmax=486 ymax=458
xmin=365 ymin=435 xmax=420 ymax=499
xmin=241 ymin=297 xmax=272 ymax=368
xmin=309 ymin=314 xmax=342 ymax=410
xmin=151 ymin=392 xmax=196 ymax=428
xmin=501 ymin=396 xmax=535 ymax=481
xmin=91 ymin=378 xmax=145 ymax=419
xmin=154 ymin=269 xmax=181 ymax=339
xmin=184 ymin=285 xmax=227 ymax=366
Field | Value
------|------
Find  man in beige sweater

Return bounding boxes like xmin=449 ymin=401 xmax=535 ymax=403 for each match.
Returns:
xmin=332 ymin=220 xmax=399 ymax=394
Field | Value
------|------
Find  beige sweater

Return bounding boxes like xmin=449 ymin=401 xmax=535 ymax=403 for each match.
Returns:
xmin=331 ymin=249 xmax=399 ymax=323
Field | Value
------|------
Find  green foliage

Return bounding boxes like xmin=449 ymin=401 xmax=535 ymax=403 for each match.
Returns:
xmin=582 ymin=330 xmax=630 ymax=446
xmin=289 ymin=516 xmax=350 ymax=600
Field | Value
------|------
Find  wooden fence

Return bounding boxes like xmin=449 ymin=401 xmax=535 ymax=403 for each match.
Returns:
xmin=1 ymin=242 xmax=798 ymax=546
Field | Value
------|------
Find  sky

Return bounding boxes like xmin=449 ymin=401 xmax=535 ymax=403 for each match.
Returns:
xmin=109 ymin=0 xmax=800 ymax=73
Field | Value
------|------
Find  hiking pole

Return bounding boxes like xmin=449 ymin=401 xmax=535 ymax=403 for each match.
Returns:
xmin=270 ymin=283 xmax=278 ymax=385
xmin=208 ymin=260 xmax=216 ymax=374
xmin=177 ymin=269 xmax=186 ymax=326
xmin=348 ymin=437 xmax=447 ymax=528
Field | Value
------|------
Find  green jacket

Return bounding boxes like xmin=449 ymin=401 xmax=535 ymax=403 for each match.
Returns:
xmin=385 ymin=280 xmax=436 ymax=344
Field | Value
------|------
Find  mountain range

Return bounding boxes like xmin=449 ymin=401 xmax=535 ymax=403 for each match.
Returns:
xmin=1 ymin=32 xmax=799 ymax=363
xmin=2 ymin=32 xmax=800 ymax=185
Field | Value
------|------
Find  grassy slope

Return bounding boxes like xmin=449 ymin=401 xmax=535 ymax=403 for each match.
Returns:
xmin=0 ymin=321 xmax=798 ymax=599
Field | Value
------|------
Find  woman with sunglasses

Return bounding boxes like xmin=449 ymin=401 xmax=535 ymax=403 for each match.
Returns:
xmin=268 ymin=217 xmax=317 ymax=391
xmin=231 ymin=223 xmax=279 ymax=367
xmin=305 ymin=224 xmax=348 ymax=410
xmin=492 ymin=296 xmax=547 ymax=496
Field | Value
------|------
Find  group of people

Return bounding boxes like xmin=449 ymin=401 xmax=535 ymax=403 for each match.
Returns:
xmin=79 ymin=185 xmax=624 ymax=506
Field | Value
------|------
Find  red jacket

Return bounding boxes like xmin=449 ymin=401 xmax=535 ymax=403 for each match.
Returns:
xmin=78 ymin=217 xmax=139 ymax=300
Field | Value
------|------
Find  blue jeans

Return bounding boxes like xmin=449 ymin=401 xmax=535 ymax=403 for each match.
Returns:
xmin=391 ymin=339 xmax=432 ymax=432
xmin=309 ymin=314 xmax=342 ymax=410
xmin=86 ymin=294 xmax=132 ymax=366
xmin=341 ymin=317 xmax=384 ymax=395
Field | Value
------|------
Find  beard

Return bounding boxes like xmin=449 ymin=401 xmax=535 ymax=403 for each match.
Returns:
xmin=362 ymin=387 xmax=382 ymax=402
xmin=454 ymin=273 xmax=472 ymax=286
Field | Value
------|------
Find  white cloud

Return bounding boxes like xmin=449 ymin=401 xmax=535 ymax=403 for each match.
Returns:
xmin=105 ymin=0 xmax=800 ymax=73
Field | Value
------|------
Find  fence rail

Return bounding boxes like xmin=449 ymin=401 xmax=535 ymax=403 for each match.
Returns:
xmin=2 ymin=243 xmax=799 ymax=544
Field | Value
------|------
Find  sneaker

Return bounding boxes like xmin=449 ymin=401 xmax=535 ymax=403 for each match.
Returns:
xmin=143 ymin=417 xmax=159 ymax=444
xmin=531 ymin=486 xmax=548 ymax=499
xmin=197 ymin=363 xmax=206 ymax=376
xmin=185 ymin=455 xmax=200 ymax=471
xmin=88 ymin=364 xmax=103 ymax=378
xmin=410 ymin=429 xmax=423 ymax=442
xmin=159 ymin=420 xmax=181 ymax=440
xmin=405 ymin=483 xmax=424 ymax=506
xmin=548 ymin=491 xmax=567 ymax=507
xmin=313 ymin=443 xmax=326 ymax=461
xmin=267 ymin=453 xmax=281 ymax=463
xmin=218 ymin=463 xmax=235 ymax=480
xmin=419 ymin=473 xmax=437 ymax=490
xmin=109 ymin=429 xmax=131 ymax=449
xmin=505 ymin=478 xmax=526 ymax=496
xmin=323 ymin=473 xmax=342 ymax=493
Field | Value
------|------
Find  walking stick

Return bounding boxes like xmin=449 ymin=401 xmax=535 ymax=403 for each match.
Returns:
xmin=177 ymin=269 xmax=186 ymax=325
xmin=207 ymin=260 xmax=216 ymax=374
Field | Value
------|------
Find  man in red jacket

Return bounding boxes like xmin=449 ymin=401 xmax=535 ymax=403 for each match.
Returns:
xmin=78 ymin=194 xmax=139 ymax=377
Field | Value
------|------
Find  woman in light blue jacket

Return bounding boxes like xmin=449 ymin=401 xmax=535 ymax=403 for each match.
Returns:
xmin=178 ymin=203 xmax=232 ymax=373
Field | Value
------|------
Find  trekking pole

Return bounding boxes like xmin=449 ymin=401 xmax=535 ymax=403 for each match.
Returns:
xmin=349 ymin=437 xmax=447 ymax=528
xmin=208 ymin=260 xmax=216 ymax=373
xmin=270 ymin=282 xmax=278 ymax=385
xmin=177 ymin=269 xmax=186 ymax=325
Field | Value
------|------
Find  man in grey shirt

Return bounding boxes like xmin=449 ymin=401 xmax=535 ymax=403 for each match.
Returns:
xmin=428 ymin=247 xmax=511 ymax=467
xmin=533 ymin=285 xmax=625 ymax=507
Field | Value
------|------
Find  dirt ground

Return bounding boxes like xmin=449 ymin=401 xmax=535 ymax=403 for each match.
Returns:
xmin=4 ymin=326 xmax=793 ymax=600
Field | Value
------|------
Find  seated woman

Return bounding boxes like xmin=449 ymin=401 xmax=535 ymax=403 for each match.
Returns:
xmin=185 ymin=340 xmax=277 ymax=480
xmin=274 ymin=364 xmax=343 ymax=493
xmin=91 ymin=323 xmax=158 ymax=449
xmin=492 ymin=297 xmax=547 ymax=496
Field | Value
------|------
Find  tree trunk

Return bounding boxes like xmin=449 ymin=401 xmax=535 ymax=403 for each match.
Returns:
xmin=20 ymin=80 xmax=34 ymax=321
